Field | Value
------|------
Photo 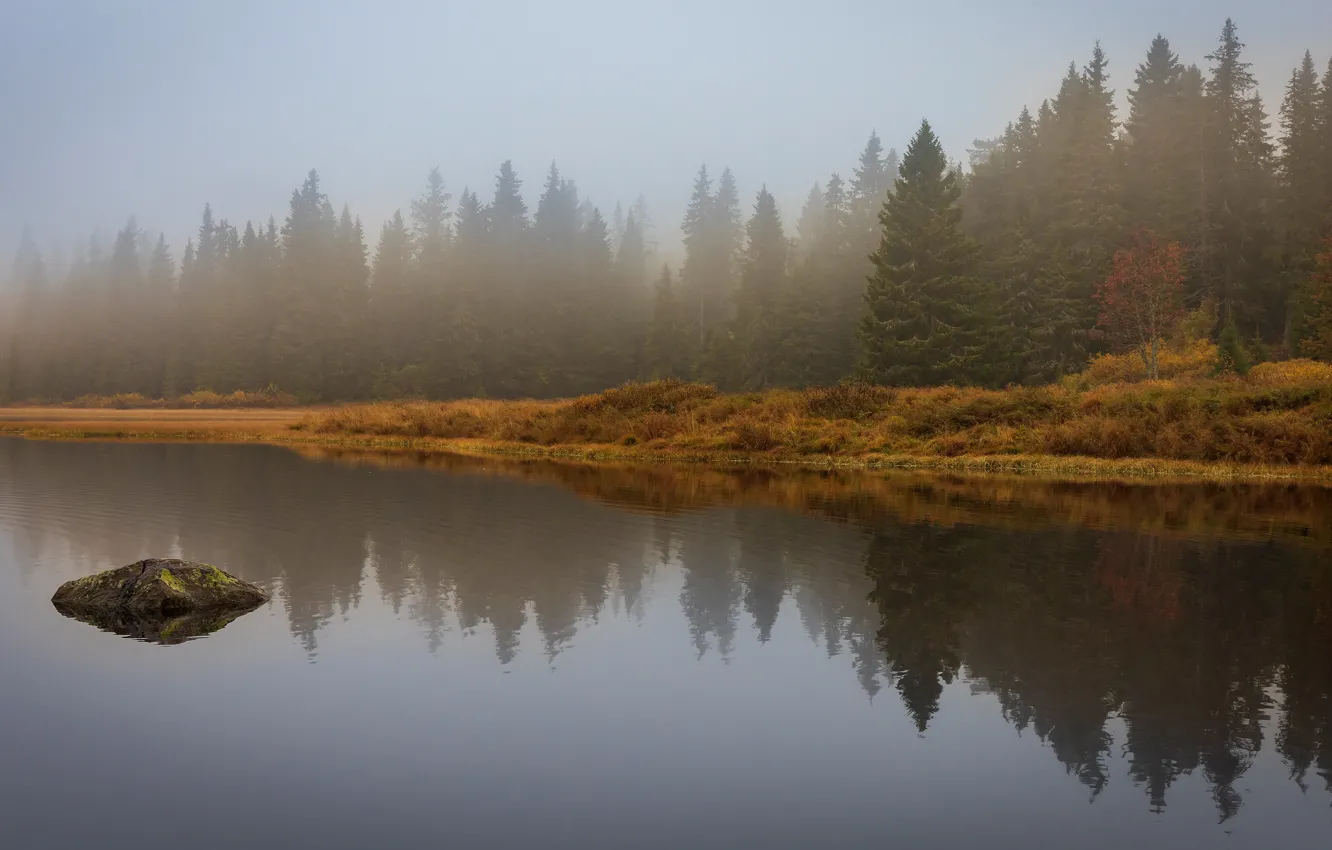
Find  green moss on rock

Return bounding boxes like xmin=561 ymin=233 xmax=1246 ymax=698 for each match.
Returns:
xmin=52 ymin=559 xmax=269 ymax=644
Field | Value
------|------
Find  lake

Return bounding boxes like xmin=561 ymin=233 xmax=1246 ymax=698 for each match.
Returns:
xmin=2 ymin=438 xmax=1331 ymax=849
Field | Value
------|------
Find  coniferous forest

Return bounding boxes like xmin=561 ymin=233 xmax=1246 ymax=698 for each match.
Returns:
xmin=4 ymin=19 xmax=1332 ymax=404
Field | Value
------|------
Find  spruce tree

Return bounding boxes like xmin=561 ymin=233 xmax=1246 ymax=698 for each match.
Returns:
xmin=860 ymin=120 xmax=981 ymax=386
xmin=412 ymin=168 xmax=452 ymax=275
xmin=107 ymin=218 xmax=145 ymax=392
xmin=1321 ymin=60 xmax=1332 ymax=235
xmin=713 ymin=167 xmax=744 ymax=328
xmin=733 ymin=187 xmax=788 ymax=389
xmin=1278 ymin=51 xmax=1327 ymax=350
xmin=490 ymin=160 xmax=528 ymax=240
xmin=850 ymin=131 xmax=894 ymax=277
xmin=1126 ymin=36 xmax=1198 ymax=241
xmin=679 ymin=165 xmax=714 ymax=358
xmin=1202 ymin=19 xmax=1278 ymax=336
xmin=616 ymin=213 xmax=646 ymax=289
xmin=795 ymin=182 xmax=824 ymax=263
xmin=643 ymin=264 xmax=688 ymax=379
xmin=145 ymin=234 xmax=175 ymax=396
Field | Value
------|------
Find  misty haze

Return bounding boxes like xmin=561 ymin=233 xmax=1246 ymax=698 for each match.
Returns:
xmin=3 ymin=3 xmax=1332 ymax=849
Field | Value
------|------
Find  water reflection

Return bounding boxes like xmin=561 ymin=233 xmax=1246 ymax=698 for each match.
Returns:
xmin=1 ymin=438 xmax=1331 ymax=828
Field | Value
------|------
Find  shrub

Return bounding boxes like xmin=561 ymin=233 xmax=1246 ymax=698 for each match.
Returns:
xmin=576 ymin=379 xmax=716 ymax=415
xmin=730 ymin=418 xmax=779 ymax=451
xmin=1215 ymin=321 xmax=1251 ymax=377
xmin=635 ymin=411 xmax=681 ymax=441
xmin=1080 ymin=340 xmax=1217 ymax=387
xmin=803 ymin=381 xmax=893 ymax=420
xmin=1248 ymin=359 xmax=1332 ymax=387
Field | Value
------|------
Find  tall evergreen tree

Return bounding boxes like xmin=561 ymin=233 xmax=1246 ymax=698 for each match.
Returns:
xmin=1126 ymin=36 xmax=1199 ymax=241
xmin=795 ymin=182 xmax=825 ymax=264
xmin=1202 ymin=19 xmax=1278 ymax=335
xmin=860 ymin=120 xmax=982 ymax=385
xmin=680 ymin=164 xmax=714 ymax=358
xmin=1279 ymin=51 xmax=1328 ymax=348
xmin=643 ymin=264 xmax=689 ymax=379
xmin=733 ymin=187 xmax=789 ymax=389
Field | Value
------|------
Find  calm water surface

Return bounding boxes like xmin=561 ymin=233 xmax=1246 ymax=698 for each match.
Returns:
xmin=2 ymin=439 xmax=1331 ymax=849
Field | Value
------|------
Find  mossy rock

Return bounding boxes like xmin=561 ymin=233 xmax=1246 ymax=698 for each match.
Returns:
xmin=52 ymin=559 xmax=268 ymax=644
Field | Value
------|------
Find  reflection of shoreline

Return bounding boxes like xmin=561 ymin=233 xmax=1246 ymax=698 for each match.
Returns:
xmin=5 ymin=438 xmax=1332 ymax=820
xmin=292 ymin=445 xmax=1332 ymax=549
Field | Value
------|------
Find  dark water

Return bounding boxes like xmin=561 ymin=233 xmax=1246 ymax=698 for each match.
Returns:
xmin=2 ymin=440 xmax=1332 ymax=849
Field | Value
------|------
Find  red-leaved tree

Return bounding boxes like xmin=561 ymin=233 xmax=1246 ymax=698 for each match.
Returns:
xmin=1094 ymin=231 xmax=1187 ymax=380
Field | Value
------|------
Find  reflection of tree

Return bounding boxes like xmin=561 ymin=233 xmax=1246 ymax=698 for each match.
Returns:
xmin=674 ymin=511 xmax=740 ymax=659
xmin=734 ymin=511 xmax=790 ymax=643
xmin=6 ymin=439 xmax=1332 ymax=820
xmin=865 ymin=526 xmax=977 ymax=732
xmin=859 ymin=516 xmax=1318 ymax=819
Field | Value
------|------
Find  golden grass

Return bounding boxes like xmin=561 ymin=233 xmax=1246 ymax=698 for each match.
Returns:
xmin=5 ymin=362 xmax=1332 ymax=482
xmin=294 ymin=367 xmax=1332 ymax=471
xmin=0 ymin=407 xmax=309 ymax=440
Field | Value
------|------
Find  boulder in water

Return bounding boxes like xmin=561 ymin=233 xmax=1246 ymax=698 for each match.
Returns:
xmin=52 ymin=559 xmax=268 ymax=643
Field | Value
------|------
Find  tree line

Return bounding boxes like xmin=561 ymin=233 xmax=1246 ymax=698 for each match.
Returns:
xmin=3 ymin=18 xmax=1332 ymax=402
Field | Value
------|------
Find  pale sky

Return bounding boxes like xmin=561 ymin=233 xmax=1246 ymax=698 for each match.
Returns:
xmin=3 ymin=0 xmax=1329 ymax=268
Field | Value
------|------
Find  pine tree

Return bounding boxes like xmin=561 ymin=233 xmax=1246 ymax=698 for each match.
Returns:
xmin=713 ymin=166 xmax=744 ymax=325
xmin=850 ymin=131 xmax=895 ymax=275
xmin=412 ymin=168 xmax=452 ymax=276
xmin=145 ymin=234 xmax=175 ymax=396
xmin=680 ymin=164 xmax=714 ymax=359
xmin=532 ymin=161 xmax=582 ymax=394
xmin=1126 ymin=35 xmax=1199 ymax=241
xmin=1202 ymin=19 xmax=1278 ymax=337
xmin=610 ymin=202 xmax=626 ymax=254
xmin=272 ymin=169 xmax=337 ymax=398
xmin=106 ymin=218 xmax=145 ymax=392
xmin=490 ymin=160 xmax=528 ymax=241
xmin=795 ymin=182 xmax=824 ymax=263
xmin=733 ymin=187 xmax=788 ymax=389
xmin=643 ymin=264 xmax=689 ymax=379
xmin=1278 ymin=52 xmax=1327 ymax=349
xmin=1321 ymin=60 xmax=1332 ymax=236
xmin=616 ymin=213 xmax=646 ymax=289
xmin=577 ymin=207 xmax=630 ymax=391
xmin=860 ymin=120 xmax=982 ymax=386
xmin=631 ymin=194 xmax=656 ymax=259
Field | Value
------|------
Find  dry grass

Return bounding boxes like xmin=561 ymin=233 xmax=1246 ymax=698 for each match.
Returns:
xmin=0 ymin=407 xmax=309 ymax=440
xmin=6 ymin=364 xmax=1332 ymax=481
xmin=294 ymin=368 xmax=1332 ymax=469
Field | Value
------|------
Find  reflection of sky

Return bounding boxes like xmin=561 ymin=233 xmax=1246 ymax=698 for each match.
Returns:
xmin=4 ymin=1 xmax=1329 ymax=265
xmin=1 ymin=439 xmax=1331 ymax=848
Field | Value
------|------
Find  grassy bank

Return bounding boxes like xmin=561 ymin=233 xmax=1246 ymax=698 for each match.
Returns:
xmin=298 ymin=361 xmax=1332 ymax=470
xmin=4 ymin=357 xmax=1332 ymax=482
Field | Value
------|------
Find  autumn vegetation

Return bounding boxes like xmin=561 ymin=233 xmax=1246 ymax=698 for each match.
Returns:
xmin=293 ymin=348 xmax=1332 ymax=469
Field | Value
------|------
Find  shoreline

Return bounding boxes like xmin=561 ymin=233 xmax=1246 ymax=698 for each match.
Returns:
xmin=3 ymin=407 xmax=1331 ymax=484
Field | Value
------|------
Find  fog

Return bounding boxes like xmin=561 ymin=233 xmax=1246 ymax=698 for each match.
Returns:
xmin=2 ymin=3 xmax=1331 ymax=402
xmin=3 ymin=1 xmax=1324 ymax=256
